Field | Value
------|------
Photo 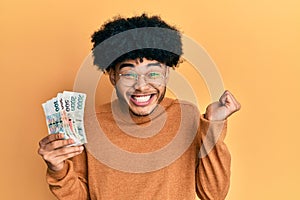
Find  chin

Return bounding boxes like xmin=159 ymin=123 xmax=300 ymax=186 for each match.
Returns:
xmin=129 ymin=105 xmax=156 ymax=116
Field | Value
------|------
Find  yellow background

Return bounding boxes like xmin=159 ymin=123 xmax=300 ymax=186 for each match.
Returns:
xmin=1 ymin=0 xmax=299 ymax=199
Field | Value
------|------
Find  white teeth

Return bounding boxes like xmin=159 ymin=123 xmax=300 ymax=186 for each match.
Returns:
xmin=133 ymin=95 xmax=151 ymax=103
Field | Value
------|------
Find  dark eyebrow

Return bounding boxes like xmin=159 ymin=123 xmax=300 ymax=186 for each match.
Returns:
xmin=119 ymin=62 xmax=162 ymax=69
xmin=147 ymin=62 xmax=163 ymax=67
xmin=119 ymin=63 xmax=135 ymax=69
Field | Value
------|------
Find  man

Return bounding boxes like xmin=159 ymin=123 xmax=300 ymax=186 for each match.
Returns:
xmin=38 ymin=14 xmax=240 ymax=200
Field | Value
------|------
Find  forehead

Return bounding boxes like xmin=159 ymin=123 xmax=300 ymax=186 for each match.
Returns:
xmin=115 ymin=59 xmax=164 ymax=71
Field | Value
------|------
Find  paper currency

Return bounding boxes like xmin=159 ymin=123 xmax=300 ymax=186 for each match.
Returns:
xmin=42 ymin=91 xmax=87 ymax=146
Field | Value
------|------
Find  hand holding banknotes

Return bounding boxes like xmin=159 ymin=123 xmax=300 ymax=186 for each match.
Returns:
xmin=38 ymin=133 xmax=84 ymax=171
xmin=38 ymin=91 xmax=87 ymax=171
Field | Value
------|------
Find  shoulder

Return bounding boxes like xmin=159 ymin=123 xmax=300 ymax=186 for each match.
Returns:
xmin=95 ymin=101 xmax=113 ymax=114
xmin=166 ymin=98 xmax=199 ymax=112
xmin=163 ymin=98 xmax=200 ymax=121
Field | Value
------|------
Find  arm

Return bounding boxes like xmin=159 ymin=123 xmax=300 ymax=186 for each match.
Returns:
xmin=196 ymin=90 xmax=240 ymax=200
xmin=196 ymin=116 xmax=231 ymax=200
xmin=38 ymin=134 xmax=90 ymax=199
xmin=46 ymin=150 xmax=89 ymax=199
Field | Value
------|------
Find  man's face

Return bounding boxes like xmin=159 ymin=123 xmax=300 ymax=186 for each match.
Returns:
xmin=109 ymin=58 xmax=169 ymax=116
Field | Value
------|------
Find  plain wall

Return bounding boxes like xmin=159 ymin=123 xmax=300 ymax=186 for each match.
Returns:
xmin=1 ymin=0 xmax=299 ymax=199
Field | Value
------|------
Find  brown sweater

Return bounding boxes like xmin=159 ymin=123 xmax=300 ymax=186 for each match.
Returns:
xmin=46 ymin=98 xmax=231 ymax=200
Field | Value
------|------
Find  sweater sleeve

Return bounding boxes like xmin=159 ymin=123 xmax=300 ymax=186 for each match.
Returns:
xmin=196 ymin=115 xmax=231 ymax=200
xmin=46 ymin=149 xmax=90 ymax=200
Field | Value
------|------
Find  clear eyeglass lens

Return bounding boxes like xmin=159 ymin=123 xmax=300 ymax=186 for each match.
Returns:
xmin=119 ymin=71 xmax=165 ymax=86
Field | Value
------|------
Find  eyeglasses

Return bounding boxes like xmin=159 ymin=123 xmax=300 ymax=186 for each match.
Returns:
xmin=118 ymin=70 xmax=167 ymax=87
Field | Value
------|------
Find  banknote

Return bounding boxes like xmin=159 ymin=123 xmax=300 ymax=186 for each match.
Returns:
xmin=42 ymin=91 xmax=87 ymax=146
xmin=61 ymin=91 xmax=87 ymax=145
xmin=42 ymin=98 xmax=64 ymax=134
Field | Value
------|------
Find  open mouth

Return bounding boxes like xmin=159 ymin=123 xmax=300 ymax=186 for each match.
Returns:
xmin=130 ymin=94 xmax=155 ymax=106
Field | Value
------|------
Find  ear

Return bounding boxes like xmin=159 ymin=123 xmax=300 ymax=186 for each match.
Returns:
xmin=109 ymin=69 xmax=117 ymax=86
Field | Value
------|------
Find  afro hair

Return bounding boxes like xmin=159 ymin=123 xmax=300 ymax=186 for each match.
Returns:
xmin=91 ymin=13 xmax=183 ymax=71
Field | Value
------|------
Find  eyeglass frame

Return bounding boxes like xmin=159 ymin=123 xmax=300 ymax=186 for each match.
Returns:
xmin=117 ymin=66 xmax=169 ymax=87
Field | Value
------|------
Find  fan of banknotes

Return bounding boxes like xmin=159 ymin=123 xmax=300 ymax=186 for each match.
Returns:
xmin=42 ymin=91 xmax=87 ymax=146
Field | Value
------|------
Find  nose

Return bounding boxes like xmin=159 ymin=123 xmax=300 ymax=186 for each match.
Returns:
xmin=134 ymin=74 xmax=148 ymax=90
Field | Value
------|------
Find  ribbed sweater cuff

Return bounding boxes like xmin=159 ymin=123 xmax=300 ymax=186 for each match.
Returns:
xmin=200 ymin=114 xmax=227 ymax=141
xmin=47 ymin=161 xmax=70 ymax=181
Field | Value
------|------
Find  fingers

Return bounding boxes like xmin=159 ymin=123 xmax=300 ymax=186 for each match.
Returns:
xmin=43 ymin=145 xmax=84 ymax=163
xmin=43 ymin=145 xmax=84 ymax=171
xmin=39 ymin=133 xmax=65 ymax=147
xmin=219 ymin=90 xmax=241 ymax=112
xmin=38 ymin=133 xmax=84 ymax=171
xmin=39 ymin=133 xmax=75 ymax=152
